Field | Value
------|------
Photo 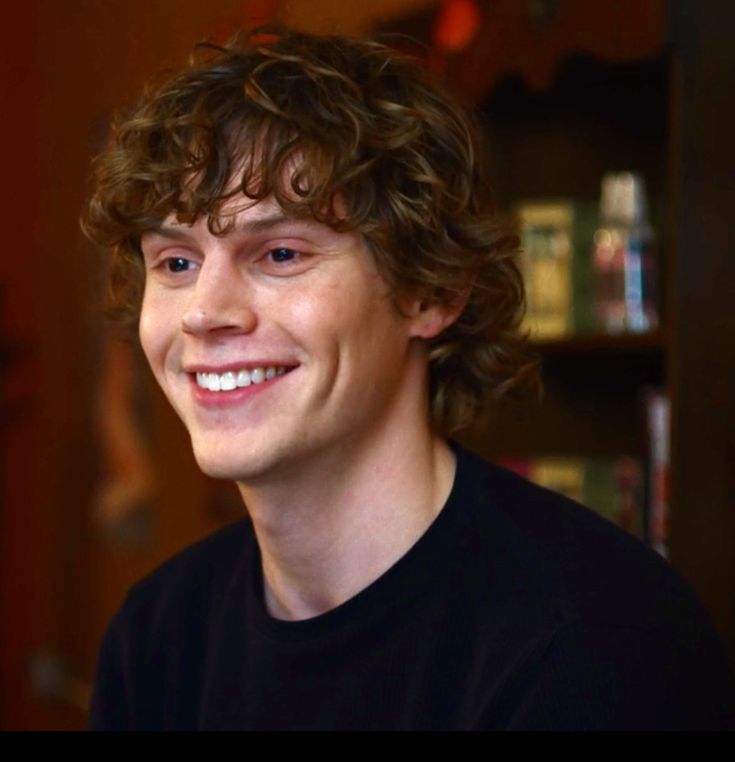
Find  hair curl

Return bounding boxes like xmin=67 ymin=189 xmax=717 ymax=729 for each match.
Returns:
xmin=82 ymin=27 xmax=541 ymax=434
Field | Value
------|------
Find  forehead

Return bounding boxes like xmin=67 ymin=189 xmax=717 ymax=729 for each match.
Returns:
xmin=150 ymin=140 xmax=353 ymax=242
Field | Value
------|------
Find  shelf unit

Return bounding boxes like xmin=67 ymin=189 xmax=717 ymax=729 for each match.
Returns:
xmin=452 ymin=15 xmax=669 ymax=470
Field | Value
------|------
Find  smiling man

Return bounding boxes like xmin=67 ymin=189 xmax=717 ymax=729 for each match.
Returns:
xmin=84 ymin=29 xmax=734 ymax=730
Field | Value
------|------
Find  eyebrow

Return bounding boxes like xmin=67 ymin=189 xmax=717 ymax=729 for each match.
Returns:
xmin=146 ymin=212 xmax=325 ymax=240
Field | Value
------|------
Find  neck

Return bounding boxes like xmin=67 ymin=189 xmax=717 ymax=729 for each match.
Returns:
xmin=238 ymin=421 xmax=456 ymax=622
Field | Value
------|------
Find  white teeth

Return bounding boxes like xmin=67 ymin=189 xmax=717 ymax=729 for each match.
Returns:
xmin=195 ymin=366 xmax=289 ymax=391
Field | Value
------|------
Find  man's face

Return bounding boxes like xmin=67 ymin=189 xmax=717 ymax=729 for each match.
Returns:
xmin=138 ymin=195 xmax=430 ymax=484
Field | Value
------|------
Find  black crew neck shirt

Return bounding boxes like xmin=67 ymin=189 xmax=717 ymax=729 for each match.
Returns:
xmin=89 ymin=444 xmax=735 ymax=730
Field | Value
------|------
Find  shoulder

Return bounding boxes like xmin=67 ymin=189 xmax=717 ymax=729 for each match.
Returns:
xmin=103 ymin=516 xmax=255 ymax=678
xmin=117 ymin=517 xmax=254 ymax=639
xmin=451 ymin=444 xmax=735 ymax=728
xmin=89 ymin=518 xmax=254 ymax=729
xmin=453 ymin=443 xmax=699 ymax=628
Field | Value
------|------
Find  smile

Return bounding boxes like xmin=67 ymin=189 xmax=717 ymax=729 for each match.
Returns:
xmin=195 ymin=366 xmax=290 ymax=392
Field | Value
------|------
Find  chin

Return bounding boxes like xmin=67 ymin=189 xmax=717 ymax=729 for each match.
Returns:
xmin=190 ymin=439 xmax=252 ymax=481
xmin=194 ymin=453 xmax=261 ymax=482
xmin=195 ymin=459 xmax=247 ymax=481
xmin=190 ymin=438 xmax=279 ymax=483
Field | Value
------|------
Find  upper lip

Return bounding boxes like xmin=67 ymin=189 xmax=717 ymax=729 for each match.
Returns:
xmin=184 ymin=361 xmax=299 ymax=374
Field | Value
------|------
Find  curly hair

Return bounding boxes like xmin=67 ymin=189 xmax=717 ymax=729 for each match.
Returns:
xmin=82 ymin=27 xmax=541 ymax=434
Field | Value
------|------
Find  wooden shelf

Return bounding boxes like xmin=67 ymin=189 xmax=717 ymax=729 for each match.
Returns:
xmin=528 ymin=330 xmax=666 ymax=396
xmin=532 ymin=329 xmax=666 ymax=356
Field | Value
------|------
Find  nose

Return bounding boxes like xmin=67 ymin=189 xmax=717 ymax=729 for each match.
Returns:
xmin=181 ymin=255 xmax=257 ymax=337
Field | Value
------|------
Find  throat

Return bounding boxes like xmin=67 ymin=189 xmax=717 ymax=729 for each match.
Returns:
xmin=246 ymin=436 xmax=457 ymax=622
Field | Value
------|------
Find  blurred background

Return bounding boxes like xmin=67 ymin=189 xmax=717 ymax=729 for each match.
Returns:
xmin=2 ymin=0 xmax=734 ymax=729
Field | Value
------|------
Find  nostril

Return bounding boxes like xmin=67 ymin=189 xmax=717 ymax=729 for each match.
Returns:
xmin=182 ymin=303 xmax=258 ymax=335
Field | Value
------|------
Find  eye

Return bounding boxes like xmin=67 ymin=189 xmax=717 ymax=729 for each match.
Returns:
xmin=257 ymin=245 xmax=313 ymax=277
xmin=268 ymin=247 xmax=299 ymax=263
xmin=166 ymin=256 xmax=196 ymax=272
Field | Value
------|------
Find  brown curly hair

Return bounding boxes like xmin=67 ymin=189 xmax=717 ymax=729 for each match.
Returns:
xmin=82 ymin=27 xmax=540 ymax=434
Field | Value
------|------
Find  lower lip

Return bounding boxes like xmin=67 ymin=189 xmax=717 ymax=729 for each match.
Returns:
xmin=190 ymin=370 xmax=295 ymax=409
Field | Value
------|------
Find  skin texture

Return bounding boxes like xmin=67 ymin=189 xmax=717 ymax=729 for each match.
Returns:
xmin=139 ymin=194 xmax=459 ymax=620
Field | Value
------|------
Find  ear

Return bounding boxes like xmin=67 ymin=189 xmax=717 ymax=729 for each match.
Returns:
xmin=406 ymin=288 xmax=470 ymax=340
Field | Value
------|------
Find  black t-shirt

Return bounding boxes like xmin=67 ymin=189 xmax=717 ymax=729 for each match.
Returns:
xmin=89 ymin=445 xmax=735 ymax=730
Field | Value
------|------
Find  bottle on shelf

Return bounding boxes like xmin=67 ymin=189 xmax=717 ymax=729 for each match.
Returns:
xmin=593 ymin=171 xmax=659 ymax=334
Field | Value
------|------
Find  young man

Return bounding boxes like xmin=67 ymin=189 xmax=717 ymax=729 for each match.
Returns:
xmin=84 ymin=29 xmax=734 ymax=730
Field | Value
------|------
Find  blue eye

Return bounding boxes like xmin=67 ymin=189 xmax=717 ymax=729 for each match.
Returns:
xmin=167 ymin=257 xmax=192 ymax=272
xmin=270 ymin=247 xmax=298 ymax=263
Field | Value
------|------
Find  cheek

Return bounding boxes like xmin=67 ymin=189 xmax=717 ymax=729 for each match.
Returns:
xmin=138 ymin=291 xmax=173 ymax=372
xmin=284 ymin=277 xmax=357 ymax=336
xmin=338 ymin=287 xmax=411 ymax=368
xmin=280 ymin=269 xmax=407 ymax=365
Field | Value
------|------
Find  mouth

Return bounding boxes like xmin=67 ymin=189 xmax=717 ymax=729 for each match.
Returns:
xmin=193 ymin=365 xmax=296 ymax=392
